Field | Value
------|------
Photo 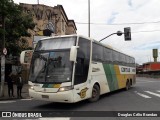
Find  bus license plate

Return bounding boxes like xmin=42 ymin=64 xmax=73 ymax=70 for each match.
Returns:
xmin=42 ymin=95 xmax=49 ymax=99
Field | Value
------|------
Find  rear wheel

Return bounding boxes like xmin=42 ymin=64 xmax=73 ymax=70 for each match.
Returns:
xmin=125 ymin=81 xmax=130 ymax=91
xmin=88 ymin=84 xmax=100 ymax=102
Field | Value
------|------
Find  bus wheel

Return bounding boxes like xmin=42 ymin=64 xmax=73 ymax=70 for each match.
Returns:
xmin=89 ymin=84 xmax=100 ymax=102
xmin=125 ymin=81 xmax=130 ymax=91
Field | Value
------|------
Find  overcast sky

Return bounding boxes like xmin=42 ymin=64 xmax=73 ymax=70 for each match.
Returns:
xmin=13 ymin=0 xmax=160 ymax=64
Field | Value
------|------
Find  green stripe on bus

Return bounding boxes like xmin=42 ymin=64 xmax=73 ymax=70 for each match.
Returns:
xmin=103 ymin=64 xmax=119 ymax=91
xmin=42 ymin=84 xmax=53 ymax=88
xmin=42 ymin=84 xmax=49 ymax=88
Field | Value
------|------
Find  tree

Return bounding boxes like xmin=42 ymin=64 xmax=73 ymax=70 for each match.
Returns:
xmin=0 ymin=0 xmax=35 ymax=56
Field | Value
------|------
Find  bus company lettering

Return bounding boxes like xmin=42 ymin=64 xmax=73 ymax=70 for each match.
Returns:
xmin=121 ymin=67 xmax=130 ymax=72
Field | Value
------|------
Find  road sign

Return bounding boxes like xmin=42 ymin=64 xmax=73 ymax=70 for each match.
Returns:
xmin=3 ymin=48 xmax=7 ymax=55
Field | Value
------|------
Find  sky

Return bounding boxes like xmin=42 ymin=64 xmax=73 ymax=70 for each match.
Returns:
xmin=13 ymin=0 xmax=160 ymax=65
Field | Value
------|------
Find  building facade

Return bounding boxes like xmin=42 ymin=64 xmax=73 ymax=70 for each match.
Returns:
xmin=20 ymin=3 xmax=77 ymax=47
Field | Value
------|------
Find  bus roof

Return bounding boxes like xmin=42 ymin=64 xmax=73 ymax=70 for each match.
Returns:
xmin=38 ymin=34 xmax=134 ymax=58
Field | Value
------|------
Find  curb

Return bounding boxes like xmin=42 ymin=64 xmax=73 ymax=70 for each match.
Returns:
xmin=0 ymin=84 xmax=29 ymax=101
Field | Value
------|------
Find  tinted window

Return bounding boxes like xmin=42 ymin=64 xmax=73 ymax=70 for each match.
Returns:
xmin=77 ymin=38 xmax=90 ymax=59
xmin=74 ymin=38 xmax=91 ymax=85
xmin=47 ymin=51 xmax=72 ymax=83
xmin=103 ymin=47 xmax=112 ymax=62
xmin=125 ymin=56 xmax=130 ymax=64
xmin=132 ymin=58 xmax=135 ymax=64
xmin=92 ymin=43 xmax=103 ymax=61
xmin=29 ymin=52 xmax=49 ymax=82
xmin=119 ymin=53 xmax=126 ymax=64
xmin=35 ymin=37 xmax=76 ymax=51
xmin=112 ymin=51 xmax=119 ymax=63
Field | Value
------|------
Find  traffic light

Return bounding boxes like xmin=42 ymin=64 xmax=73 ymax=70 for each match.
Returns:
xmin=124 ymin=27 xmax=131 ymax=41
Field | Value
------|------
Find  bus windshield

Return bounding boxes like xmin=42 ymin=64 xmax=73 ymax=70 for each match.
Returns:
xmin=29 ymin=36 xmax=76 ymax=83
xmin=29 ymin=50 xmax=72 ymax=83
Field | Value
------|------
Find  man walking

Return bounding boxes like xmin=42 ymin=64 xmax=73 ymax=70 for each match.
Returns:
xmin=7 ymin=73 xmax=14 ymax=98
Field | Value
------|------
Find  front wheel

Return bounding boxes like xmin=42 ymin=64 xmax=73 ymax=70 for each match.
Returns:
xmin=88 ymin=84 xmax=100 ymax=102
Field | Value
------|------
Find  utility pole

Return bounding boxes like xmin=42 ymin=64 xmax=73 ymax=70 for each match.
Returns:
xmin=0 ymin=16 xmax=5 ymax=97
xmin=88 ymin=0 xmax=90 ymax=37
xmin=37 ymin=0 xmax=39 ymax=4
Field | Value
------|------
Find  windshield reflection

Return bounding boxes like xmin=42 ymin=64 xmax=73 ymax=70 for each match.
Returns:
xmin=29 ymin=51 xmax=72 ymax=83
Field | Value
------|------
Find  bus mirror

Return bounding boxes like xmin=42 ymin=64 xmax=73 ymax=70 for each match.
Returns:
xmin=20 ymin=50 xmax=33 ymax=64
xmin=70 ymin=46 xmax=79 ymax=62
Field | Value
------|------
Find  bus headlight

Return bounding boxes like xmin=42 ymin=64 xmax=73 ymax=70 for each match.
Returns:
xmin=58 ymin=86 xmax=73 ymax=92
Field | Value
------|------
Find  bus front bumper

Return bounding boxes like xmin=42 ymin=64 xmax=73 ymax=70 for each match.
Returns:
xmin=29 ymin=89 xmax=74 ymax=103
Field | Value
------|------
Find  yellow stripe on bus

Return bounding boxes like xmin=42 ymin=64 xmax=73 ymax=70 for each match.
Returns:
xmin=53 ymin=84 xmax=61 ymax=88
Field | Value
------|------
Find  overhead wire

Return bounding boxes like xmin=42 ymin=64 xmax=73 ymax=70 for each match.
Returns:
xmin=75 ymin=20 xmax=160 ymax=33
xmin=132 ymin=29 xmax=160 ymax=33
xmin=75 ymin=20 xmax=160 ymax=25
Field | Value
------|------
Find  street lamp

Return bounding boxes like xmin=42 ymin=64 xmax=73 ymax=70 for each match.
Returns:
xmin=99 ymin=27 xmax=131 ymax=42
xmin=99 ymin=31 xmax=123 ymax=42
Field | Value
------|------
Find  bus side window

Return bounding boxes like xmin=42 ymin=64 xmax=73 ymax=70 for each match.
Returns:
xmin=103 ymin=47 xmax=112 ymax=62
xmin=92 ymin=43 xmax=103 ymax=62
xmin=74 ymin=38 xmax=91 ymax=85
xmin=112 ymin=50 xmax=119 ymax=64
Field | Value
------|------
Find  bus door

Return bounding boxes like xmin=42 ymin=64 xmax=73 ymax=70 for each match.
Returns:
xmin=73 ymin=37 xmax=91 ymax=102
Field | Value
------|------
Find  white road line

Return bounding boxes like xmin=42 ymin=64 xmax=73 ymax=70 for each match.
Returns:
xmin=39 ymin=118 xmax=70 ymax=120
xmin=134 ymin=91 xmax=151 ymax=98
xmin=145 ymin=91 xmax=160 ymax=97
xmin=157 ymin=91 xmax=160 ymax=93
xmin=0 ymin=100 xmax=16 ymax=103
xmin=136 ymin=81 xmax=160 ymax=83
xmin=20 ymin=98 xmax=32 ymax=100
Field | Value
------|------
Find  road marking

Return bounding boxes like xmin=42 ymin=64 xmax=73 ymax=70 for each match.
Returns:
xmin=157 ymin=91 xmax=160 ymax=93
xmin=0 ymin=100 xmax=16 ymax=103
xmin=145 ymin=91 xmax=160 ymax=97
xmin=136 ymin=81 xmax=160 ymax=83
xmin=134 ymin=91 xmax=151 ymax=98
xmin=20 ymin=98 xmax=32 ymax=101
xmin=39 ymin=118 xmax=70 ymax=120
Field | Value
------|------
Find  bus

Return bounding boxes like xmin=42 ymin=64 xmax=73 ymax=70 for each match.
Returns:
xmin=21 ymin=35 xmax=136 ymax=103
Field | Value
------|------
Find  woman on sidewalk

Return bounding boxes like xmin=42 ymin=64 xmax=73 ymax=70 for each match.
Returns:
xmin=16 ymin=73 xmax=24 ymax=98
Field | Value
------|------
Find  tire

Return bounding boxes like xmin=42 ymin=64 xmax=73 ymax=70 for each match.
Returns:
xmin=125 ymin=81 xmax=130 ymax=91
xmin=88 ymin=84 xmax=100 ymax=102
xmin=130 ymin=80 xmax=132 ymax=88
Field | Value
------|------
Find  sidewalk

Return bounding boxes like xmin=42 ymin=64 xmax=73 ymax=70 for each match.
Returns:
xmin=0 ymin=83 xmax=30 ymax=101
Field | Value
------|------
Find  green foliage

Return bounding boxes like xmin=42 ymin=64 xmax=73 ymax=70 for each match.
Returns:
xmin=0 ymin=0 xmax=35 ymax=56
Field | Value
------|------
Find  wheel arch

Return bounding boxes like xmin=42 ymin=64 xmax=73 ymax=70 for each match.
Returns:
xmin=90 ymin=81 xmax=101 ymax=96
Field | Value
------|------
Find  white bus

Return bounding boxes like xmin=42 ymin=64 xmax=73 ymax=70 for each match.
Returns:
xmin=22 ymin=35 xmax=136 ymax=103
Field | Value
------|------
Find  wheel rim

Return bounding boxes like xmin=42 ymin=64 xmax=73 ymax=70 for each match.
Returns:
xmin=92 ymin=88 xmax=97 ymax=98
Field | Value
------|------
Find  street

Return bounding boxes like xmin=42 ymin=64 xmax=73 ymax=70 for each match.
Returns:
xmin=0 ymin=77 xmax=160 ymax=119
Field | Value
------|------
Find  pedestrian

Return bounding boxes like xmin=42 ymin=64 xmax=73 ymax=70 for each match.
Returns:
xmin=7 ymin=73 xmax=14 ymax=98
xmin=16 ymin=73 xmax=23 ymax=98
